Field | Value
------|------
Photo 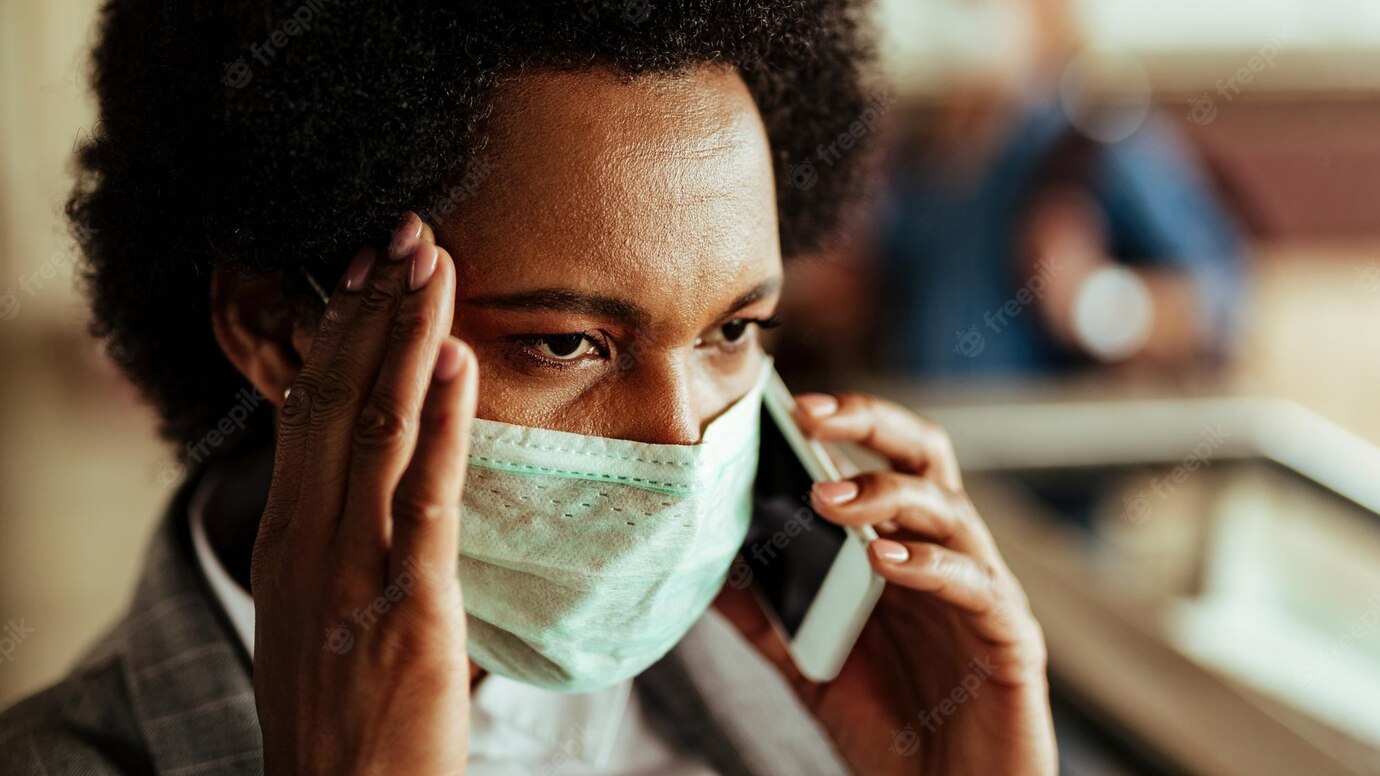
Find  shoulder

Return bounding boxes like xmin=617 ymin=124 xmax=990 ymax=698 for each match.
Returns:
xmin=0 ymin=652 xmax=154 ymax=775
xmin=0 ymin=483 xmax=257 ymax=776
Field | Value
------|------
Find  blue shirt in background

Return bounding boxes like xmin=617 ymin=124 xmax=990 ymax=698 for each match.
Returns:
xmin=876 ymin=100 xmax=1246 ymax=378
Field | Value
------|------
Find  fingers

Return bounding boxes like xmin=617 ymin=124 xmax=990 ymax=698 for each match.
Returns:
xmin=387 ymin=211 xmax=427 ymax=263
xmin=868 ymin=540 xmax=1030 ymax=648
xmin=792 ymin=392 xmax=962 ymax=491
xmin=286 ymin=217 xmax=441 ymax=552
xmin=870 ymin=540 xmax=991 ymax=610
xmin=390 ymin=336 xmax=476 ymax=598
xmin=791 ymin=391 xmax=1050 ymax=688
xmin=809 ymin=471 xmax=994 ymax=555
xmin=810 ymin=466 xmax=1016 ymax=636
xmin=334 ymin=244 xmax=455 ymax=564
xmin=268 ymin=246 xmax=380 ymax=527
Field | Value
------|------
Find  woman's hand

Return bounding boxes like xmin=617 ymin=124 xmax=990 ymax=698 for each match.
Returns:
xmin=250 ymin=214 xmax=478 ymax=775
xmin=718 ymin=391 xmax=1056 ymax=776
xmin=797 ymin=392 xmax=1055 ymax=775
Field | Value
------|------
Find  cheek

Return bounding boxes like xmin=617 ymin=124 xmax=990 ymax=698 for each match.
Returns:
xmin=689 ymin=345 xmax=767 ymax=422
xmin=470 ymin=359 xmax=605 ymax=431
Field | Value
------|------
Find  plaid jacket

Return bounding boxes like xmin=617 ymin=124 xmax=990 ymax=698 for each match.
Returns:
xmin=0 ymin=484 xmax=851 ymax=775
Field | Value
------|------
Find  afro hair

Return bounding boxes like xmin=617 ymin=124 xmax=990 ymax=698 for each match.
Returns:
xmin=69 ymin=0 xmax=877 ymax=457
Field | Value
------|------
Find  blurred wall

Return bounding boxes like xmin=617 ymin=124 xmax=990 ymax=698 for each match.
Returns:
xmin=1 ymin=0 xmax=171 ymax=706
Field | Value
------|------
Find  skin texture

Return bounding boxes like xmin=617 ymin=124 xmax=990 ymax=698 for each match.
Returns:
xmin=439 ymin=67 xmax=779 ymax=439
xmin=212 ymin=64 xmax=1056 ymax=775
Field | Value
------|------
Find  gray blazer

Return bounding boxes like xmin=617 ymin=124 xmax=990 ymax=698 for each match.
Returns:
xmin=0 ymin=486 xmax=852 ymax=775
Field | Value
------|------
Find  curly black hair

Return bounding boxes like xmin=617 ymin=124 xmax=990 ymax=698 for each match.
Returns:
xmin=69 ymin=0 xmax=876 ymax=458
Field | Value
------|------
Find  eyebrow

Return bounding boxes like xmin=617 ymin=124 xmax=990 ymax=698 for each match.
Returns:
xmin=717 ymin=278 xmax=781 ymax=320
xmin=464 ymin=288 xmax=649 ymax=328
xmin=464 ymin=278 xmax=782 ymax=329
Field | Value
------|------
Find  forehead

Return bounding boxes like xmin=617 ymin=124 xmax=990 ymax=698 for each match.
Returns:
xmin=435 ymin=64 xmax=781 ymax=328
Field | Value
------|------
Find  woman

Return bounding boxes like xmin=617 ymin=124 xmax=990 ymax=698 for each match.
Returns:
xmin=0 ymin=1 xmax=1055 ymax=773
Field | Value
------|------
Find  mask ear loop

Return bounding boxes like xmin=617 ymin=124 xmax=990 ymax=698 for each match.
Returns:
xmin=299 ymin=215 xmax=430 ymax=304
xmin=283 ymin=268 xmax=332 ymax=403
xmin=299 ymin=267 xmax=331 ymax=305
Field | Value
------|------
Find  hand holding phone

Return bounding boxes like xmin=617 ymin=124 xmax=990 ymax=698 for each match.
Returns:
xmin=762 ymin=378 xmax=1058 ymax=776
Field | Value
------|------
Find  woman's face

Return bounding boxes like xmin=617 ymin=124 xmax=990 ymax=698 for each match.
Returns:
xmin=434 ymin=64 xmax=782 ymax=444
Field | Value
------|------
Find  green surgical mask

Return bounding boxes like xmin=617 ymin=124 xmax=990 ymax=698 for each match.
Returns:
xmin=458 ymin=359 xmax=770 ymax=693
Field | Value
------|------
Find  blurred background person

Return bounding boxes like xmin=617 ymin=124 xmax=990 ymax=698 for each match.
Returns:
xmin=780 ymin=0 xmax=1246 ymax=382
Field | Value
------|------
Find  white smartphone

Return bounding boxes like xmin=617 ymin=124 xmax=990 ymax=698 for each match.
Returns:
xmin=739 ymin=368 xmax=885 ymax=682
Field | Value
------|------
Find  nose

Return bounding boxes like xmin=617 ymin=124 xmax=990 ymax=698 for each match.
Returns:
xmin=609 ymin=359 xmax=702 ymax=446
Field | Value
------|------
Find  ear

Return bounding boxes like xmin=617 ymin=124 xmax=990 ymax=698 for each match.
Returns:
xmin=210 ymin=267 xmax=317 ymax=409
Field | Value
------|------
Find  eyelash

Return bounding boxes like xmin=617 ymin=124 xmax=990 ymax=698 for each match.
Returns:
xmin=514 ymin=316 xmax=782 ymax=369
xmin=701 ymin=315 xmax=781 ymax=353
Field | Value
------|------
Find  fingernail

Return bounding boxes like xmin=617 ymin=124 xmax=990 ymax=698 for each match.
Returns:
xmin=814 ymin=480 xmax=858 ymax=505
xmin=434 ymin=338 xmax=468 ymax=382
xmin=871 ymin=539 xmax=909 ymax=563
xmin=343 ymin=249 xmax=375 ymax=291
xmin=388 ymin=212 xmax=422 ymax=261
xmin=796 ymin=394 xmax=838 ymax=417
xmin=409 ymin=244 xmax=439 ymax=290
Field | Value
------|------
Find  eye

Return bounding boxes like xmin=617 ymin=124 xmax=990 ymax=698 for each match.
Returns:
xmin=719 ymin=319 xmax=751 ymax=343
xmin=527 ymin=333 xmax=601 ymax=361
xmin=697 ymin=316 xmax=781 ymax=349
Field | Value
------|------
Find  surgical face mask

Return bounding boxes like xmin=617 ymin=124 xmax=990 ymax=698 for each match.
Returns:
xmin=458 ymin=359 xmax=770 ymax=693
